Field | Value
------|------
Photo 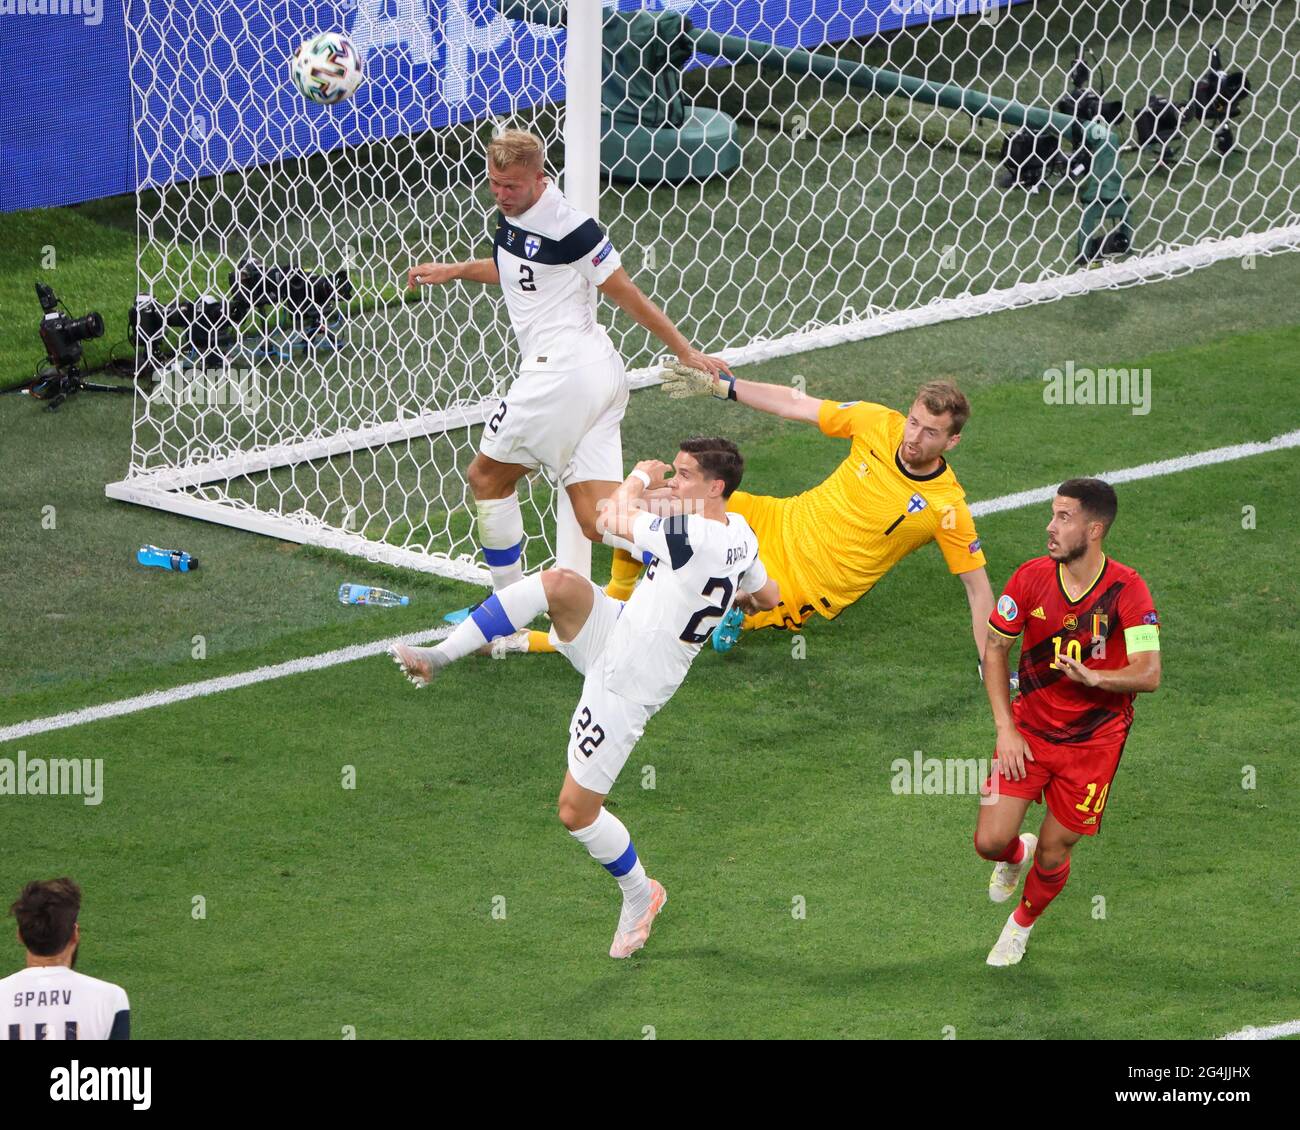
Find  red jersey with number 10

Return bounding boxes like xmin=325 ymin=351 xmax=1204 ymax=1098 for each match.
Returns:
xmin=988 ymin=555 xmax=1159 ymax=745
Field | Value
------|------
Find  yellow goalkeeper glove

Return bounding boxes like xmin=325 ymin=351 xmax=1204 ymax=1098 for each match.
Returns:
xmin=659 ymin=360 xmax=736 ymax=400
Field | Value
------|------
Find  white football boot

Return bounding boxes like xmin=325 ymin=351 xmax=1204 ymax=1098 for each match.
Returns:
xmin=388 ymin=642 xmax=447 ymax=688
xmin=489 ymin=629 xmax=533 ymax=659
xmin=988 ymin=832 xmax=1037 ymax=903
xmin=986 ymin=912 xmax=1034 ymax=967
xmin=609 ymin=879 xmax=667 ymax=959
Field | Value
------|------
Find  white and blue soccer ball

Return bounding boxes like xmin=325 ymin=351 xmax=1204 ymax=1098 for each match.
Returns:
xmin=290 ymin=33 xmax=364 ymax=106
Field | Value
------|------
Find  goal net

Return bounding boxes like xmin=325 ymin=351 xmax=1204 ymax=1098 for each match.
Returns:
xmin=108 ymin=0 xmax=1300 ymax=584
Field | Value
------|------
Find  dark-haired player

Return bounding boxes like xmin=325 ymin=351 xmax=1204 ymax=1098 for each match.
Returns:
xmin=1 ymin=878 xmax=130 ymax=1039
xmin=976 ymin=478 xmax=1161 ymax=966
xmin=391 ymin=439 xmax=779 ymax=958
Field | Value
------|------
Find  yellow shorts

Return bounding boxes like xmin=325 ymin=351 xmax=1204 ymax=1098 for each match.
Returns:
xmin=728 ymin=491 xmax=836 ymax=632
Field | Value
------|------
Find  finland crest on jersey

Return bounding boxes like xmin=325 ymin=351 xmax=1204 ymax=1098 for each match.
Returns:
xmin=492 ymin=183 xmax=624 ymax=368
xmin=602 ymin=510 xmax=770 ymax=707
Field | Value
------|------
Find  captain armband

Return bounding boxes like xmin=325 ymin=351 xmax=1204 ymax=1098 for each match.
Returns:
xmin=1124 ymin=624 xmax=1160 ymax=653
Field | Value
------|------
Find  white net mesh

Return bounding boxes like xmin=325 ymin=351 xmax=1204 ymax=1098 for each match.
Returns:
xmin=111 ymin=0 xmax=1300 ymax=582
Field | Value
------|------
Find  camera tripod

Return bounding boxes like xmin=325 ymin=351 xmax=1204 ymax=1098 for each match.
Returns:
xmin=1 ymin=364 xmax=136 ymax=412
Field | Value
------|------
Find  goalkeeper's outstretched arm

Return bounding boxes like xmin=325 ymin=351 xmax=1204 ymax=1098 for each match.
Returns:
xmin=660 ymin=362 xmax=822 ymax=424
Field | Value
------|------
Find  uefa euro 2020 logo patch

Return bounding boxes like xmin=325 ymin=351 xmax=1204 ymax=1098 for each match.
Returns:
xmin=997 ymin=594 xmax=1019 ymax=621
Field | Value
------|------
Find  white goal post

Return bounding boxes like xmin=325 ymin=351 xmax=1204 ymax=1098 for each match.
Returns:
xmin=106 ymin=0 xmax=1300 ymax=585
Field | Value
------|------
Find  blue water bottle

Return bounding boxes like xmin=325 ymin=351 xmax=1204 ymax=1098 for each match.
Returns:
xmin=138 ymin=545 xmax=199 ymax=572
xmin=338 ymin=583 xmax=409 ymax=606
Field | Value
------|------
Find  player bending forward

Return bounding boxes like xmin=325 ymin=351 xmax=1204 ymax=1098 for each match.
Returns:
xmin=976 ymin=478 xmax=1161 ymax=966
xmin=390 ymin=438 xmax=779 ymax=958
xmin=407 ymin=129 xmax=727 ymax=607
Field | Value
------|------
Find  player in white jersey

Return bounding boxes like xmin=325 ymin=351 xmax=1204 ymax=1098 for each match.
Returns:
xmin=390 ymin=437 xmax=779 ymax=958
xmin=1 ymin=878 xmax=129 ymax=1040
xmin=407 ymin=129 xmax=730 ymax=607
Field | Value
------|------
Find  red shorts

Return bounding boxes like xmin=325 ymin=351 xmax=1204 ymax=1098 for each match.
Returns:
xmin=986 ymin=728 xmax=1128 ymax=836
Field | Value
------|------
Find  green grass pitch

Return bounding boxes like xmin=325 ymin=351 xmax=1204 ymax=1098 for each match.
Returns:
xmin=1 ymin=222 xmax=1297 ymax=1036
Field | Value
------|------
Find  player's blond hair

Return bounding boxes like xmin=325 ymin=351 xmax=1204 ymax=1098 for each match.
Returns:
xmin=486 ymin=129 xmax=546 ymax=172
xmin=914 ymin=379 xmax=971 ymax=435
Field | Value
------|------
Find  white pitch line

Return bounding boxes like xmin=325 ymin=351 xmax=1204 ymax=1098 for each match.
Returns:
xmin=0 ymin=627 xmax=451 ymax=744
xmin=969 ymin=429 xmax=1300 ymax=517
xmin=2 ymin=426 xmax=1298 ymax=745
xmin=1220 ymin=1019 xmax=1300 ymax=1040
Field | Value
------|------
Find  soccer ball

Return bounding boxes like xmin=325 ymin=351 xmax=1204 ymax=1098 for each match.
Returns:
xmin=290 ymin=33 xmax=364 ymax=106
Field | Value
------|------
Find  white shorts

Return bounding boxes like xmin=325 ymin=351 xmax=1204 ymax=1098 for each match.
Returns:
xmin=479 ymin=351 xmax=629 ymax=487
xmin=554 ymin=582 xmax=661 ymax=795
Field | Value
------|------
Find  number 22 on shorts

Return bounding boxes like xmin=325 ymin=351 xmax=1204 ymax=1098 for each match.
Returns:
xmin=573 ymin=706 xmax=605 ymax=759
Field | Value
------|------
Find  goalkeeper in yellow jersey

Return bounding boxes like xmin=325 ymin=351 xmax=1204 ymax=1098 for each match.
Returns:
xmin=658 ymin=365 xmax=996 ymax=661
xmin=495 ymin=367 xmax=995 ymax=669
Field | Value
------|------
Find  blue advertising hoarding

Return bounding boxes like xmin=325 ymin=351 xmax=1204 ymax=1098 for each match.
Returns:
xmin=1 ymin=0 xmax=1020 ymax=212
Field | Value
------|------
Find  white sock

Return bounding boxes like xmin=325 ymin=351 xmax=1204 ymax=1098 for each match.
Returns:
xmin=570 ymin=808 xmax=652 ymax=931
xmin=435 ymin=573 xmax=548 ymax=663
xmin=477 ymin=495 xmax=525 ymax=589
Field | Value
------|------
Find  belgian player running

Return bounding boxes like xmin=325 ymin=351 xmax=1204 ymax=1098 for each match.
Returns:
xmin=976 ymin=479 xmax=1161 ymax=966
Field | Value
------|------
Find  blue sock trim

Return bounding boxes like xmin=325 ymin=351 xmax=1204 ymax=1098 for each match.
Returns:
xmin=470 ymin=594 xmax=516 ymax=641
xmin=603 ymin=840 xmax=638 ymax=878
xmin=482 ymin=541 xmax=523 ymax=567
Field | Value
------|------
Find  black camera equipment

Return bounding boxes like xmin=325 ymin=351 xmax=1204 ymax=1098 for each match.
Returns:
xmin=36 ymin=281 xmax=105 ymax=368
xmin=995 ymin=126 xmax=1068 ymax=191
xmin=1185 ymin=44 xmax=1251 ymax=156
xmin=1 ymin=283 xmax=132 ymax=411
xmin=1053 ymin=46 xmax=1125 ymax=181
xmin=127 ymin=261 xmax=354 ymax=374
xmin=995 ymin=46 xmax=1124 ymax=192
xmin=129 ymin=292 xmax=252 ymax=371
xmin=1133 ymin=94 xmax=1186 ymax=168
xmin=1132 ymin=44 xmax=1252 ymax=168
xmin=229 ymin=260 xmax=354 ymax=336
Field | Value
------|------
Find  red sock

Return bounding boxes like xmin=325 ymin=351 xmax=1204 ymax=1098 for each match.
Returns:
xmin=1014 ymin=856 xmax=1071 ymax=927
xmin=975 ymin=832 xmax=1025 ymax=863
